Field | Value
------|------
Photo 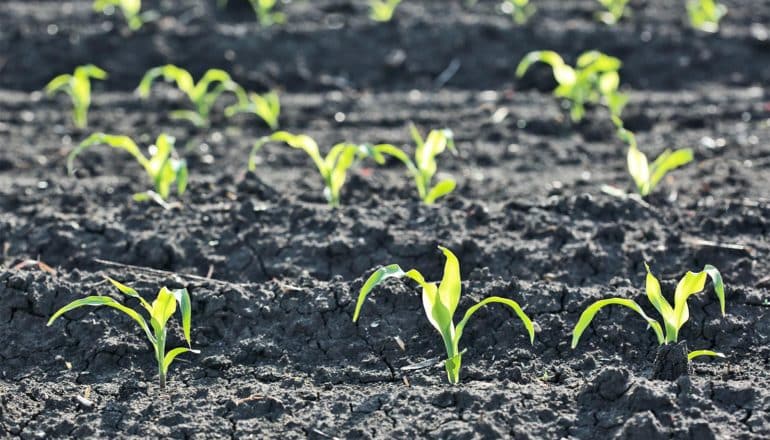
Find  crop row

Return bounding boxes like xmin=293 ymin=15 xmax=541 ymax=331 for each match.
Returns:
xmin=97 ymin=0 xmax=728 ymax=33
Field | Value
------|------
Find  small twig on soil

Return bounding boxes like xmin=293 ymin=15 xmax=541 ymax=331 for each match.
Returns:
xmin=434 ymin=58 xmax=461 ymax=89
xmin=682 ymin=237 xmax=753 ymax=257
xmin=92 ymin=258 xmax=235 ymax=287
xmin=600 ymin=184 xmax=653 ymax=210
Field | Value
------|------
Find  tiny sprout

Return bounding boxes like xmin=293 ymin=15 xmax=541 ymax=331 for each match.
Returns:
xmin=250 ymin=131 xmax=374 ymax=207
xmin=45 ymin=65 xmax=108 ymax=129
xmin=370 ymin=124 xmax=457 ymax=204
xmin=502 ymin=0 xmax=536 ymax=24
xmin=572 ymin=263 xmax=726 ymax=362
xmin=68 ymin=133 xmax=188 ymax=203
xmin=225 ymin=90 xmax=281 ymax=130
xmin=614 ymin=117 xmax=693 ymax=197
xmin=218 ymin=0 xmax=285 ymax=26
xmin=93 ymin=0 xmax=155 ymax=30
xmin=137 ymin=65 xmax=246 ymax=127
xmin=516 ymin=50 xmax=627 ymax=122
xmin=370 ymin=0 xmax=403 ymax=22
xmin=354 ymin=246 xmax=535 ymax=384
xmin=687 ymin=0 xmax=727 ymax=33
xmin=48 ymin=278 xmax=198 ymax=390
xmin=595 ymin=0 xmax=630 ymax=25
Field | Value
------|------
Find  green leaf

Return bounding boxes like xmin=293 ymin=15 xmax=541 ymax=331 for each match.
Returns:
xmin=436 ymin=246 xmax=462 ymax=319
xmin=172 ymin=288 xmax=194 ymax=347
xmin=571 ymin=298 xmax=665 ymax=348
xmin=169 ymin=110 xmax=207 ymax=127
xmin=151 ymin=287 xmax=177 ymax=329
xmin=627 ymin=146 xmax=650 ymax=195
xmin=352 ymin=264 xmax=407 ymax=322
xmin=672 ymin=265 xmax=725 ymax=335
xmin=424 ymin=179 xmax=456 ymax=204
xmin=45 ymin=74 xmax=72 ymax=95
xmin=270 ymin=131 xmax=327 ymax=179
xmin=648 ymin=148 xmax=693 ymax=190
xmin=643 ymin=263 xmax=676 ymax=341
xmin=107 ymin=277 xmax=152 ymax=313
xmin=454 ymin=296 xmax=536 ymax=347
xmin=162 ymin=347 xmax=199 ymax=375
xmin=688 ymin=349 xmax=725 ymax=361
xmin=48 ymin=295 xmax=156 ymax=345
xmin=68 ymin=133 xmax=148 ymax=176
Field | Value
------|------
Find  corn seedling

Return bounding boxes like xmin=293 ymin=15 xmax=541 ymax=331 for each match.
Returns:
xmin=218 ymin=0 xmax=285 ymax=25
xmin=68 ymin=133 xmax=188 ymax=203
xmin=596 ymin=0 xmax=630 ymax=25
xmin=225 ymin=90 xmax=281 ymax=130
xmin=516 ymin=50 xmax=627 ymax=122
xmin=687 ymin=0 xmax=727 ymax=33
xmin=251 ymin=131 xmax=375 ymax=207
xmin=48 ymin=278 xmax=198 ymax=390
xmin=370 ymin=0 xmax=402 ymax=22
xmin=137 ymin=65 xmax=246 ymax=127
xmin=93 ymin=0 xmax=154 ymax=30
xmin=370 ymin=124 xmax=457 ymax=204
xmin=572 ymin=263 xmax=726 ymax=362
xmin=614 ymin=117 xmax=694 ymax=197
xmin=502 ymin=0 xmax=535 ymax=24
xmin=354 ymin=246 xmax=535 ymax=384
xmin=45 ymin=65 xmax=107 ymax=129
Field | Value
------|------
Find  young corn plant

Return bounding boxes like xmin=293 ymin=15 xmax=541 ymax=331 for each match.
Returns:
xmin=516 ymin=50 xmax=627 ymax=122
xmin=370 ymin=0 xmax=403 ymax=22
xmin=45 ymin=65 xmax=107 ymax=129
xmin=615 ymin=117 xmax=694 ymax=197
xmin=93 ymin=0 xmax=153 ymax=30
xmin=572 ymin=263 xmax=726 ymax=378
xmin=596 ymin=0 xmax=630 ymax=25
xmin=250 ymin=131 xmax=375 ymax=207
xmin=137 ymin=65 xmax=246 ymax=127
xmin=68 ymin=133 xmax=188 ymax=204
xmin=687 ymin=0 xmax=727 ymax=33
xmin=502 ymin=0 xmax=536 ymax=24
xmin=218 ymin=0 xmax=285 ymax=25
xmin=370 ymin=124 xmax=457 ymax=204
xmin=353 ymin=246 xmax=535 ymax=384
xmin=224 ymin=90 xmax=281 ymax=130
xmin=48 ymin=278 xmax=198 ymax=390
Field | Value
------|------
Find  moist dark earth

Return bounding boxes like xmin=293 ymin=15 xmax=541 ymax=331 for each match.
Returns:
xmin=1 ymin=0 xmax=770 ymax=438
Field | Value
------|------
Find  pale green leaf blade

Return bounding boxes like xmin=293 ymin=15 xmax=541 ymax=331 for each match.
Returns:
xmin=162 ymin=347 xmax=200 ymax=375
xmin=688 ymin=349 xmax=725 ymax=361
xmin=455 ymin=296 xmax=535 ymax=346
xmin=649 ymin=148 xmax=693 ymax=190
xmin=424 ymin=179 xmax=456 ymax=204
xmin=47 ymin=296 xmax=156 ymax=344
xmin=353 ymin=264 xmax=406 ymax=322
xmin=643 ymin=263 xmax=676 ymax=338
xmin=571 ymin=298 xmax=664 ymax=348
xmin=151 ymin=287 xmax=177 ymax=329
xmin=45 ymin=74 xmax=72 ymax=95
xmin=627 ymin=146 xmax=650 ymax=195
xmin=436 ymin=246 xmax=462 ymax=318
xmin=107 ymin=277 xmax=152 ymax=313
xmin=172 ymin=288 xmax=194 ymax=347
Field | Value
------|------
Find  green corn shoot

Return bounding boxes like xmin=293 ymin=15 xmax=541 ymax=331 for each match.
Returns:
xmin=687 ymin=0 xmax=727 ymax=33
xmin=370 ymin=124 xmax=457 ymax=204
xmin=225 ymin=90 xmax=281 ymax=130
xmin=502 ymin=0 xmax=536 ymax=24
xmin=370 ymin=0 xmax=402 ymax=22
xmin=250 ymin=131 xmax=375 ymax=207
xmin=45 ymin=65 xmax=107 ymax=129
xmin=516 ymin=50 xmax=627 ymax=122
xmin=137 ymin=65 xmax=247 ymax=127
xmin=572 ymin=263 xmax=726 ymax=362
xmin=68 ymin=133 xmax=188 ymax=203
xmin=354 ymin=246 xmax=535 ymax=384
xmin=615 ymin=118 xmax=693 ymax=197
xmin=93 ymin=0 xmax=151 ymax=30
xmin=596 ymin=0 xmax=630 ymax=25
xmin=48 ymin=278 xmax=198 ymax=390
xmin=218 ymin=0 xmax=285 ymax=25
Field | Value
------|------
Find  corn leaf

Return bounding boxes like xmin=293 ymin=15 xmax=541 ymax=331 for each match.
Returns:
xmin=643 ymin=263 xmax=677 ymax=341
xmin=151 ymin=287 xmax=177 ymax=329
xmin=352 ymin=264 xmax=407 ymax=322
xmin=162 ymin=347 xmax=199 ymax=375
xmin=626 ymin=146 xmax=649 ymax=194
xmin=455 ymin=296 xmax=535 ymax=346
xmin=424 ymin=179 xmax=456 ymax=204
xmin=107 ymin=277 xmax=152 ymax=313
xmin=648 ymin=148 xmax=693 ymax=190
xmin=48 ymin=295 xmax=156 ymax=344
xmin=171 ymin=288 xmax=193 ymax=347
xmin=437 ymin=246 xmax=462 ymax=319
xmin=68 ymin=133 xmax=148 ymax=175
xmin=688 ymin=349 xmax=725 ymax=361
xmin=572 ymin=298 xmax=664 ymax=348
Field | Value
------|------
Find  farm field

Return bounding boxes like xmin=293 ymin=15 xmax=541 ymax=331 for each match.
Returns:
xmin=1 ymin=0 xmax=770 ymax=438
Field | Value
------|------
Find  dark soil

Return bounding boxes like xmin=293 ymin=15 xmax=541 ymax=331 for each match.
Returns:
xmin=1 ymin=0 xmax=770 ymax=438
